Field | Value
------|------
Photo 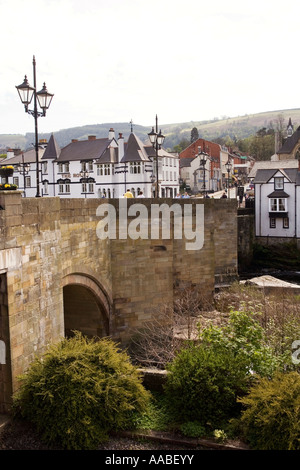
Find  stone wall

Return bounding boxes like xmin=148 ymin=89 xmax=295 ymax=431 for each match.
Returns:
xmin=0 ymin=192 xmax=238 ymax=411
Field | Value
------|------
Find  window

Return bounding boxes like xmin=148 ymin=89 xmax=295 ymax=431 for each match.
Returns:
xmin=82 ymin=182 xmax=87 ymax=193
xmin=64 ymin=162 xmax=69 ymax=173
xmin=269 ymin=198 xmax=287 ymax=212
xmin=274 ymin=177 xmax=284 ymax=190
xmin=129 ymin=162 xmax=141 ymax=174
xmin=13 ymin=177 xmax=19 ymax=186
xmin=43 ymin=181 xmax=49 ymax=194
xmin=88 ymin=161 xmax=93 ymax=172
xmin=270 ymin=218 xmax=276 ymax=228
xmin=25 ymin=176 xmax=31 ymax=188
xmin=283 ymin=217 xmax=289 ymax=229
xmin=42 ymin=162 xmax=48 ymax=174
xmin=58 ymin=180 xmax=70 ymax=194
xmin=58 ymin=163 xmax=63 ymax=173
xmin=88 ymin=183 xmax=94 ymax=193
xmin=81 ymin=162 xmax=88 ymax=172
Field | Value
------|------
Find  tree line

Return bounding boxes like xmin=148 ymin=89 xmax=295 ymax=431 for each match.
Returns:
xmin=172 ymin=114 xmax=297 ymax=161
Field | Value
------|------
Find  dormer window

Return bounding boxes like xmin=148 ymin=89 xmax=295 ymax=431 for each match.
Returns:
xmin=274 ymin=177 xmax=284 ymax=190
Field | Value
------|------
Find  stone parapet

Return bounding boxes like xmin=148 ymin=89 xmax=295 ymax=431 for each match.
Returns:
xmin=0 ymin=193 xmax=238 ymax=411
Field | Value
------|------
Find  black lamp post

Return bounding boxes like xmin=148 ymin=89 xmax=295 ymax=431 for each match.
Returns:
xmin=16 ymin=56 xmax=54 ymax=197
xmin=16 ymin=153 xmax=30 ymax=197
xmin=225 ymin=160 xmax=232 ymax=198
xmin=148 ymin=115 xmax=165 ymax=198
xmin=199 ymin=147 xmax=208 ymax=196
xmin=80 ymin=169 xmax=89 ymax=198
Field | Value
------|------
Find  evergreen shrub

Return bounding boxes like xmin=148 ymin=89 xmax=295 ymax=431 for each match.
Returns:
xmin=164 ymin=310 xmax=278 ymax=428
xmin=13 ymin=332 xmax=150 ymax=449
xmin=238 ymin=372 xmax=300 ymax=450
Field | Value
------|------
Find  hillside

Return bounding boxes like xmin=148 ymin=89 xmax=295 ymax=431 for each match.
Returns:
xmin=1 ymin=108 xmax=299 ymax=153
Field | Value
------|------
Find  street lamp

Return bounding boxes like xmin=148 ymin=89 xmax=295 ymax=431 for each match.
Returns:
xmin=148 ymin=115 xmax=165 ymax=198
xmin=16 ymin=56 xmax=54 ymax=197
xmin=199 ymin=147 xmax=208 ymax=196
xmin=225 ymin=160 xmax=232 ymax=198
xmin=80 ymin=169 xmax=89 ymax=198
xmin=16 ymin=153 xmax=30 ymax=197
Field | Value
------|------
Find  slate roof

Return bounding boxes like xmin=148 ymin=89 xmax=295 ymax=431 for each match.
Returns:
xmin=267 ymin=190 xmax=290 ymax=198
xmin=249 ymin=160 xmax=298 ymax=178
xmin=180 ymin=157 xmax=194 ymax=168
xmin=56 ymin=138 xmax=112 ymax=162
xmin=254 ymin=168 xmax=300 ymax=184
xmin=3 ymin=147 xmax=45 ymax=164
xmin=121 ymin=133 xmax=152 ymax=163
xmin=41 ymin=134 xmax=61 ymax=160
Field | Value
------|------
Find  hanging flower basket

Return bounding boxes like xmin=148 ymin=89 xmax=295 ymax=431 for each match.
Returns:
xmin=0 ymin=184 xmax=18 ymax=191
xmin=0 ymin=165 xmax=14 ymax=177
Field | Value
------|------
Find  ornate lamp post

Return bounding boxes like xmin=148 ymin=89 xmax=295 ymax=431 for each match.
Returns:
xmin=199 ymin=148 xmax=208 ymax=196
xmin=16 ymin=56 xmax=54 ymax=197
xmin=225 ymin=160 xmax=232 ymax=198
xmin=80 ymin=169 xmax=89 ymax=198
xmin=148 ymin=115 xmax=165 ymax=198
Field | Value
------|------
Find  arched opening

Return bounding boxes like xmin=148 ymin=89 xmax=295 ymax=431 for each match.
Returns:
xmin=62 ymin=274 xmax=111 ymax=339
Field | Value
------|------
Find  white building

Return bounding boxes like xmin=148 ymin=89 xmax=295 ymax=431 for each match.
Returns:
xmin=3 ymin=129 xmax=180 ymax=198
xmin=254 ymin=166 xmax=300 ymax=244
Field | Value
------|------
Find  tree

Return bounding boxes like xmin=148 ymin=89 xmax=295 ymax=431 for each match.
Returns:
xmin=173 ymin=138 xmax=190 ymax=153
xmin=190 ymin=127 xmax=199 ymax=143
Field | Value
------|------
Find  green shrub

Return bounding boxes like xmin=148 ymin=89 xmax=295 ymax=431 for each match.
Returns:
xmin=164 ymin=343 xmax=248 ymax=427
xmin=180 ymin=421 xmax=206 ymax=438
xmin=13 ymin=332 xmax=150 ymax=449
xmin=239 ymin=372 xmax=300 ymax=450
xmin=164 ymin=310 xmax=279 ymax=429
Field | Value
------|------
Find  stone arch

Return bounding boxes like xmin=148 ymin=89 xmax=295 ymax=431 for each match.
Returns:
xmin=62 ymin=273 xmax=112 ymax=339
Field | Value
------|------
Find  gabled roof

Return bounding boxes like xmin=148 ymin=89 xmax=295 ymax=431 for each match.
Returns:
xmin=278 ymin=126 xmax=300 ymax=154
xmin=3 ymin=147 xmax=44 ymax=164
xmin=249 ymin=159 xmax=298 ymax=178
xmin=95 ymin=146 xmax=118 ymax=164
xmin=121 ymin=133 xmax=152 ymax=163
xmin=41 ymin=134 xmax=61 ymax=160
xmin=254 ymin=168 xmax=299 ymax=184
xmin=55 ymin=137 xmax=114 ymax=162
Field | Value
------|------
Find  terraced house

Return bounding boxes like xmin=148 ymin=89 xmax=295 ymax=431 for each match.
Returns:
xmin=3 ymin=129 xmax=180 ymax=198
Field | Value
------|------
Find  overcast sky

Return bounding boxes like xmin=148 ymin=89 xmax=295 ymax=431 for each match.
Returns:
xmin=1 ymin=0 xmax=299 ymax=135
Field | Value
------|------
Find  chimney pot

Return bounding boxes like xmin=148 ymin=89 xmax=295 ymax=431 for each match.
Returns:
xmin=88 ymin=135 xmax=96 ymax=140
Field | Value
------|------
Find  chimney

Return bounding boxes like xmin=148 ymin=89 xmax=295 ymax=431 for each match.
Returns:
xmin=88 ymin=135 xmax=96 ymax=140
xmin=108 ymin=128 xmax=115 ymax=140
xmin=72 ymin=139 xmax=78 ymax=143
xmin=118 ymin=132 xmax=124 ymax=162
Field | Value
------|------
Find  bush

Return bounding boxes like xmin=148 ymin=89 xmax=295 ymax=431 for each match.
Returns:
xmin=13 ymin=332 xmax=150 ymax=449
xmin=164 ymin=310 xmax=278 ymax=428
xmin=180 ymin=421 xmax=206 ymax=438
xmin=164 ymin=343 xmax=248 ymax=427
xmin=239 ymin=372 xmax=300 ymax=450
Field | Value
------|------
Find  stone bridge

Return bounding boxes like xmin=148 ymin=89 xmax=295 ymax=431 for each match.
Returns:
xmin=0 ymin=191 xmax=238 ymax=412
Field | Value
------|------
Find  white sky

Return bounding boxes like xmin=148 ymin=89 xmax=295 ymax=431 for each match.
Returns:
xmin=1 ymin=0 xmax=299 ymax=135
